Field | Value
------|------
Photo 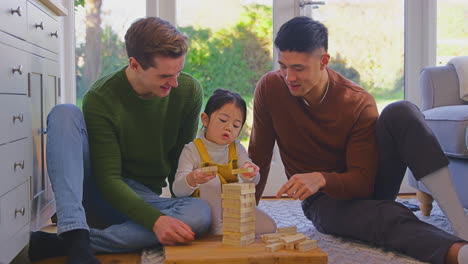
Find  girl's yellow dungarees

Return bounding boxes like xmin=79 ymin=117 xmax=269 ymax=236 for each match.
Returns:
xmin=191 ymin=138 xmax=239 ymax=197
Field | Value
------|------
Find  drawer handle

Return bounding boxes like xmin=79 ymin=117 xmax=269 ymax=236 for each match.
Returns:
xmin=50 ymin=31 xmax=58 ymax=38
xmin=15 ymin=207 xmax=25 ymax=218
xmin=12 ymin=113 xmax=24 ymax=123
xmin=12 ymin=65 xmax=23 ymax=75
xmin=10 ymin=6 xmax=22 ymax=16
xmin=14 ymin=160 xmax=25 ymax=171
xmin=35 ymin=22 xmax=44 ymax=30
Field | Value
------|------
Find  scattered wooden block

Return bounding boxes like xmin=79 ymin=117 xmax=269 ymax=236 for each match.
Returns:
xmin=284 ymin=243 xmax=295 ymax=250
xmin=261 ymin=233 xmax=284 ymax=242
xmin=296 ymin=239 xmax=318 ymax=252
xmin=264 ymin=238 xmax=280 ymax=244
xmin=279 ymin=233 xmax=306 ymax=245
xmin=232 ymin=167 xmax=254 ymax=174
xmin=277 ymin=226 xmax=297 ymax=235
xmin=265 ymin=242 xmax=283 ymax=252
xmin=200 ymin=166 xmax=218 ymax=173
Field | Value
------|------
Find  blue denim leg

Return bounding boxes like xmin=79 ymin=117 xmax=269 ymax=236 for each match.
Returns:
xmin=46 ymin=104 xmax=89 ymax=234
xmin=90 ymin=178 xmax=211 ymax=253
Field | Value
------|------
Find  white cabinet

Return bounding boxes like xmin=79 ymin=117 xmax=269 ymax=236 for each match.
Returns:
xmin=0 ymin=0 xmax=63 ymax=262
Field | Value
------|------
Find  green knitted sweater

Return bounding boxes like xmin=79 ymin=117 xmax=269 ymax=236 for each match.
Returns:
xmin=83 ymin=66 xmax=203 ymax=231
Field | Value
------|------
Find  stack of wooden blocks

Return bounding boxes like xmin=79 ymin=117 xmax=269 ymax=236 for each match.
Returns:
xmin=261 ymin=226 xmax=318 ymax=252
xmin=221 ymin=182 xmax=256 ymax=246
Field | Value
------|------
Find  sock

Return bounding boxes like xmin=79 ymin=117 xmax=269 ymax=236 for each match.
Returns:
xmin=421 ymin=166 xmax=468 ymax=240
xmin=458 ymin=245 xmax=468 ymax=264
xmin=62 ymin=229 xmax=101 ymax=264
xmin=28 ymin=231 xmax=67 ymax=261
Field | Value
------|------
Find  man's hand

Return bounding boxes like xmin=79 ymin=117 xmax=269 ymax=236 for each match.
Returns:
xmin=240 ymin=162 xmax=259 ymax=178
xmin=276 ymin=172 xmax=326 ymax=200
xmin=153 ymin=215 xmax=195 ymax=245
xmin=186 ymin=168 xmax=216 ymax=187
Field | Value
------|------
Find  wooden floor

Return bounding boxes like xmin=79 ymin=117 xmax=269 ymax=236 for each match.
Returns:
xmin=33 ymin=254 xmax=140 ymax=264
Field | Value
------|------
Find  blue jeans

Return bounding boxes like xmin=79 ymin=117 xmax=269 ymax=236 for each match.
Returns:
xmin=46 ymin=104 xmax=211 ymax=253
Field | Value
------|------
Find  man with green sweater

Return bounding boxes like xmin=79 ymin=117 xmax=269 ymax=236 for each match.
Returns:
xmin=29 ymin=17 xmax=211 ymax=264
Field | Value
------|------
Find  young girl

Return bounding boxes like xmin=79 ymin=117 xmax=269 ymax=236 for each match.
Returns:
xmin=173 ymin=88 xmax=276 ymax=235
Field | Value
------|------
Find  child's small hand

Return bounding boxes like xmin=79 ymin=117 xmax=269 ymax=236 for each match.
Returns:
xmin=240 ymin=162 xmax=259 ymax=178
xmin=187 ymin=168 xmax=216 ymax=187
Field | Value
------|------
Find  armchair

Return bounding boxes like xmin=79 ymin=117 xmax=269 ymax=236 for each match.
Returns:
xmin=407 ymin=57 xmax=468 ymax=216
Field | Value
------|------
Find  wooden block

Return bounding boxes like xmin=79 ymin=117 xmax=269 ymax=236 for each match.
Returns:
xmin=222 ymin=206 xmax=256 ymax=217
xmin=223 ymin=231 xmax=256 ymax=247
xmin=296 ymin=239 xmax=318 ymax=252
xmin=277 ymin=226 xmax=297 ymax=235
xmin=222 ymin=200 xmax=256 ymax=209
xmin=223 ymin=237 xmax=255 ymax=247
xmin=231 ymin=167 xmax=254 ymax=174
xmin=223 ymin=215 xmax=255 ymax=223
xmin=264 ymin=238 xmax=280 ymax=244
xmin=222 ymin=183 xmax=255 ymax=195
xmin=261 ymin=233 xmax=284 ymax=242
xmin=265 ymin=242 xmax=283 ymax=252
xmin=279 ymin=233 xmax=306 ymax=244
xmin=222 ymin=192 xmax=255 ymax=200
xmin=222 ymin=193 xmax=255 ymax=199
xmin=223 ymin=209 xmax=255 ymax=218
xmin=223 ymin=231 xmax=255 ymax=240
xmin=223 ymin=221 xmax=255 ymax=233
xmin=284 ymin=243 xmax=295 ymax=250
xmin=222 ymin=196 xmax=256 ymax=206
xmin=200 ymin=166 xmax=218 ymax=173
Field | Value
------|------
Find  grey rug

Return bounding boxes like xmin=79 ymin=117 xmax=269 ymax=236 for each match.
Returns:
xmin=141 ymin=198 xmax=456 ymax=264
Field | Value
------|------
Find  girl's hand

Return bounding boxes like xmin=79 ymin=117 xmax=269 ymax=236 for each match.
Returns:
xmin=187 ymin=168 xmax=216 ymax=187
xmin=240 ymin=162 xmax=259 ymax=178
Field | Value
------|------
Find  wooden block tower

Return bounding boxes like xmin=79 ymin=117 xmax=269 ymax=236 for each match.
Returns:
xmin=221 ymin=183 xmax=256 ymax=246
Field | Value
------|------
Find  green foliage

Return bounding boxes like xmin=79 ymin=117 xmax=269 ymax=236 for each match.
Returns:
xmin=328 ymin=54 xmax=360 ymax=84
xmin=180 ymin=4 xmax=273 ymax=97
xmin=74 ymin=0 xmax=84 ymax=10
xmin=76 ymin=25 xmax=127 ymax=99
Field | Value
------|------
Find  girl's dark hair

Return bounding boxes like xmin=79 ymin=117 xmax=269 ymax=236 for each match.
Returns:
xmin=204 ymin=88 xmax=247 ymax=126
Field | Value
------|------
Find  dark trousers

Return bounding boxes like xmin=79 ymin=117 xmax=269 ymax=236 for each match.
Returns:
xmin=302 ymin=101 xmax=462 ymax=264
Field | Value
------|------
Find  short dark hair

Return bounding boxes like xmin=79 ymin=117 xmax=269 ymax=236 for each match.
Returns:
xmin=125 ymin=17 xmax=188 ymax=70
xmin=274 ymin=16 xmax=328 ymax=53
xmin=204 ymin=89 xmax=247 ymax=126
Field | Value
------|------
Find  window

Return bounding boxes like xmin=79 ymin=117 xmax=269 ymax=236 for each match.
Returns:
xmin=306 ymin=0 xmax=405 ymax=112
xmin=436 ymin=0 xmax=468 ymax=65
xmin=176 ymin=0 xmax=273 ymax=145
xmin=74 ymin=0 xmax=145 ymax=107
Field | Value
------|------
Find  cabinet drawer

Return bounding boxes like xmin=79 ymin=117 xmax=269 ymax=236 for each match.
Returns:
xmin=0 ymin=223 xmax=29 ymax=264
xmin=0 ymin=95 xmax=31 ymax=144
xmin=27 ymin=1 xmax=59 ymax=53
xmin=0 ymin=0 xmax=27 ymax=40
xmin=0 ymin=181 xmax=30 ymax=244
xmin=0 ymin=138 xmax=33 ymax=196
xmin=0 ymin=42 xmax=28 ymax=94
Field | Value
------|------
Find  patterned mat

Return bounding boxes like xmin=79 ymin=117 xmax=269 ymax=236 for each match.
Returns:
xmin=141 ymin=198 xmax=455 ymax=264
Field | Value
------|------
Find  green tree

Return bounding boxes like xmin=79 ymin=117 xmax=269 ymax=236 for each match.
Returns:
xmin=76 ymin=25 xmax=127 ymax=99
xmin=181 ymin=4 xmax=273 ymax=97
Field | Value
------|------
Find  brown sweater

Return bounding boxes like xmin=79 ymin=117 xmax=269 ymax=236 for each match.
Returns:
xmin=249 ymin=68 xmax=378 ymax=200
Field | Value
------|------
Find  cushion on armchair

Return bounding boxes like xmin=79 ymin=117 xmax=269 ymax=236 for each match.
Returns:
xmin=423 ymin=105 xmax=468 ymax=158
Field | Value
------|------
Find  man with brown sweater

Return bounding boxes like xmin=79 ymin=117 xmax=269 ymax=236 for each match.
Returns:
xmin=249 ymin=16 xmax=468 ymax=264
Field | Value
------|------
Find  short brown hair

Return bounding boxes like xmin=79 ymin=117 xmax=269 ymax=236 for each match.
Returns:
xmin=125 ymin=17 xmax=188 ymax=69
